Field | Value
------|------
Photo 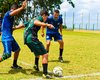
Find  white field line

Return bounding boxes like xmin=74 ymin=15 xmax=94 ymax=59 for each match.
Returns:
xmin=74 ymin=30 xmax=100 ymax=33
xmin=61 ymin=72 xmax=100 ymax=79
xmin=18 ymin=59 xmax=100 ymax=79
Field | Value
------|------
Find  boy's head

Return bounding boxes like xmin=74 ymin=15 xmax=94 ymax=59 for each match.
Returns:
xmin=53 ymin=10 xmax=59 ymax=19
xmin=40 ymin=10 xmax=49 ymax=22
xmin=11 ymin=3 xmax=18 ymax=10
xmin=40 ymin=10 xmax=49 ymax=16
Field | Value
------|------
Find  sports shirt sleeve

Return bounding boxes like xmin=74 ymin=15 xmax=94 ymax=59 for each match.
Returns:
xmin=36 ymin=16 xmax=43 ymax=22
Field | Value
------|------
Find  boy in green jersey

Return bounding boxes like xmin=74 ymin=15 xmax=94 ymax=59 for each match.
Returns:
xmin=14 ymin=10 xmax=54 ymax=79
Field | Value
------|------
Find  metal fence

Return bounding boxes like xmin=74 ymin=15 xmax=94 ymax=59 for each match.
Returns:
xmin=62 ymin=12 xmax=100 ymax=30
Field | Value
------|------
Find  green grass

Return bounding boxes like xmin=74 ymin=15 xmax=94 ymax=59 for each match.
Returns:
xmin=0 ymin=29 xmax=100 ymax=80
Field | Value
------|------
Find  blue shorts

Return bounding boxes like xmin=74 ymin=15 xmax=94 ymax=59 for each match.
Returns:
xmin=46 ymin=33 xmax=62 ymax=41
xmin=0 ymin=27 xmax=1 ymax=34
xmin=2 ymin=39 xmax=20 ymax=55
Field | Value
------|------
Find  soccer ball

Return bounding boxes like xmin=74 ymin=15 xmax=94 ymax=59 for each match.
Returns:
xmin=53 ymin=66 xmax=63 ymax=77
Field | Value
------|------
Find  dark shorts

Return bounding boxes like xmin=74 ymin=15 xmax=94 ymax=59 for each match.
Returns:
xmin=26 ymin=41 xmax=47 ymax=56
xmin=46 ymin=33 xmax=62 ymax=41
xmin=2 ymin=39 xmax=20 ymax=55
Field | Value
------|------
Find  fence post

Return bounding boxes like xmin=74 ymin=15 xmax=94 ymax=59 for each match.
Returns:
xmin=93 ymin=24 xmax=95 ymax=30
xmin=72 ymin=12 xmax=75 ymax=30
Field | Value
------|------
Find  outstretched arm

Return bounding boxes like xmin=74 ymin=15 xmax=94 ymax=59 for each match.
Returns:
xmin=41 ymin=26 xmax=45 ymax=37
xmin=34 ymin=20 xmax=54 ymax=29
xmin=13 ymin=24 xmax=24 ymax=30
xmin=59 ymin=24 xmax=63 ymax=36
xmin=10 ymin=0 xmax=27 ymax=16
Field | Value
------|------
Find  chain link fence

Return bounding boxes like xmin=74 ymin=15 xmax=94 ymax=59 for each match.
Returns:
xmin=62 ymin=12 xmax=100 ymax=30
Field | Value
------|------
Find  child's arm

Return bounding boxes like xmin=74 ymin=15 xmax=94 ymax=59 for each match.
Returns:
xmin=10 ymin=0 xmax=27 ymax=16
xmin=41 ymin=26 xmax=45 ymax=37
xmin=13 ymin=24 xmax=24 ymax=30
xmin=59 ymin=24 xmax=63 ymax=36
xmin=34 ymin=20 xmax=54 ymax=29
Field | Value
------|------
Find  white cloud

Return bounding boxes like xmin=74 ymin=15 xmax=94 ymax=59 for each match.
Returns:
xmin=78 ymin=9 xmax=89 ymax=15
xmin=60 ymin=0 xmax=72 ymax=12
xmin=78 ymin=0 xmax=100 ymax=13
xmin=60 ymin=0 xmax=100 ymax=29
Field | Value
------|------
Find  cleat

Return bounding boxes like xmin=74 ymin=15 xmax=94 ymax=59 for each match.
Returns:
xmin=58 ymin=57 xmax=64 ymax=63
xmin=11 ymin=65 xmax=22 ymax=69
xmin=33 ymin=65 xmax=39 ymax=71
xmin=42 ymin=74 xmax=53 ymax=79
xmin=48 ymin=71 xmax=53 ymax=75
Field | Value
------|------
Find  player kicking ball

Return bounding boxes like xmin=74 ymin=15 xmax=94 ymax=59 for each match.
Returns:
xmin=14 ymin=10 xmax=54 ymax=79
xmin=0 ymin=0 xmax=27 ymax=69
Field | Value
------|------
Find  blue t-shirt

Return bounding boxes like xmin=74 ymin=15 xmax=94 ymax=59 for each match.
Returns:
xmin=0 ymin=17 xmax=2 ymax=32
xmin=1 ymin=11 xmax=14 ymax=41
xmin=0 ymin=17 xmax=2 ymax=27
xmin=46 ymin=15 xmax=63 ymax=34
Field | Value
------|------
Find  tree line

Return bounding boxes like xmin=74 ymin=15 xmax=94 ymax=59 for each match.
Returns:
xmin=0 ymin=0 xmax=74 ymax=14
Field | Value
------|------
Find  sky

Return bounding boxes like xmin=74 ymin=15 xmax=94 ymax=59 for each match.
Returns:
xmin=60 ymin=0 xmax=100 ymax=29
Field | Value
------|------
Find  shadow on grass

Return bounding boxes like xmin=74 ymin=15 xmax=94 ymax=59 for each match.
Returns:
xmin=48 ymin=60 xmax=70 ymax=63
xmin=0 ymin=68 xmax=43 ymax=77
xmin=8 ymin=68 xmax=31 ymax=75
xmin=31 ymin=71 xmax=43 ymax=77
xmin=9 ymin=68 xmax=43 ymax=76
xmin=0 ymin=68 xmax=30 ymax=75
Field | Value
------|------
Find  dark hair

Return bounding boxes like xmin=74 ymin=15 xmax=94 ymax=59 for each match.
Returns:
xmin=11 ymin=3 xmax=18 ymax=9
xmin=54 ymin=10 xmax=59 ymax=13
xmin=40 ymin=10 xmax=49 ymax=16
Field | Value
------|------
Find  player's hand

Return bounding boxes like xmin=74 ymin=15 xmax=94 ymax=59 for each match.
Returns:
xmin=60 ymin=33 xmax=62 ymax=36
xmin=48 ymin=24 xmax=55 ymax=29
xmin=22 ymin=0 xmax=27 ymax=9
xmin=12 ymin=27 xmax=16 ymax=31
xmin=41 ymin=32 xmax=44 ymax=37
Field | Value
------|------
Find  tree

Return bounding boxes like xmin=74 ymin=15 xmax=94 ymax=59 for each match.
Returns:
xmin=0 ymin=0 xmax=18 ymax=13
xmin=33 ymin=0 xmax=62 ymax=14
xmin=67 ymin=0 xmax=75 ymax=8
xmin=0 ymin=0 xmax=75 ymax=21
xmin=0 ymin=0 xmax=75 ymax=13
xmin=32 ymin=0 xmax=75 ymax=15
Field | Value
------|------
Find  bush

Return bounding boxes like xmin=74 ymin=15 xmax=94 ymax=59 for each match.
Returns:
xmin=62 ymin=25 xmax=67 ymax=29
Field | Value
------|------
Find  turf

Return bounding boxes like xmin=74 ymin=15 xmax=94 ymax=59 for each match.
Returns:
xmin=0 ymin=29 xmax=100 ymax=80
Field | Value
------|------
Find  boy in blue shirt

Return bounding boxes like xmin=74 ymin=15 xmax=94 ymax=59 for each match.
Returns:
xmin=42 ymin=10 xmax=64 ymax=62
xmin=0 ymin=13 xmax=2 ymax=41
xmin=0 ymin=13 xmax=2 ymax=35
xmin=0 ymin=1 xmax=27 ymax=69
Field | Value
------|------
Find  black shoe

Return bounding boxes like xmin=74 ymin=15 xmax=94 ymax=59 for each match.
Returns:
xmin=43 ymin=74 xmax=53 ymax=79
xmin=33 ymin=65 xmax=39 ymax=71
xmin=11 ymin=65 xmax=22 ymax=69
xmin=58 ymin=57 xmax=64 ymax=63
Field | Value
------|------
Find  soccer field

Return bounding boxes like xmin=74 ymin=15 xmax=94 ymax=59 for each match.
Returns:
xmin=0 ymin=29 xmax=100 ymax=80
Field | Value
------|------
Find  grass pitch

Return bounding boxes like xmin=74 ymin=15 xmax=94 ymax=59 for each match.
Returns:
xmin=0 ymin=29 xmax=100 ymax=80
